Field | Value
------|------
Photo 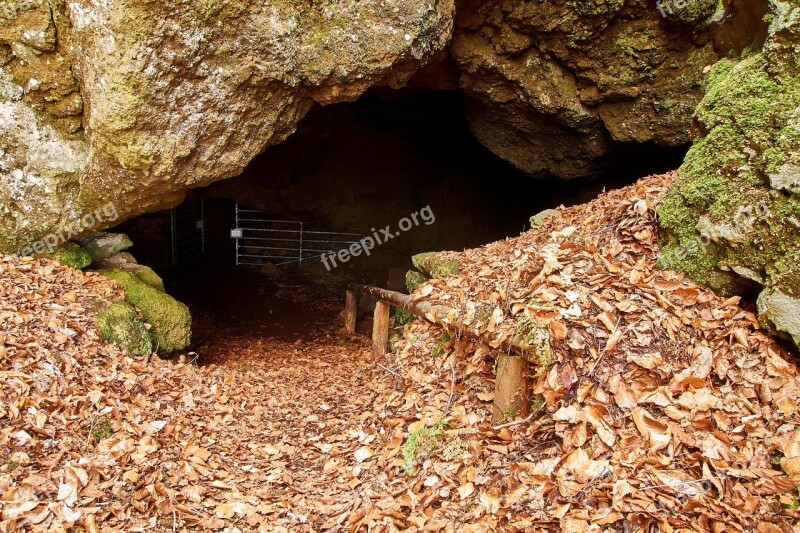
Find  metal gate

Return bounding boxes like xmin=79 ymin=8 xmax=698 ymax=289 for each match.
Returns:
xmin=170 ymin=199 xmax=205 ymax=265
xmin=232 ymin=205 xmax=362 ymax=267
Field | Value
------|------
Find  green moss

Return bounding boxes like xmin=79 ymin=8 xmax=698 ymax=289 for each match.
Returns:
xmin=90 ymin=417 xmax=114 ymax=443
xmin=133 ymin=266 xmax=165 ymax=292
xmin=51 ymin=243 xmax=92 ymax=270
xmin=96 ymin=301 xmax=153 ymax=357
xmin=99 ymin=269 xmax=191 ymax=353
xmin=395 ymin=309 xmax=415 ymax=327
xmin=405 ymin=270 xmax=427 ymax=293
xmin=412 ymin=252 xmax=460 ymax=280
xmin=657 ymin=44 xmax=800 ymax=299
xmin=431 ymin=332 xmax=451 ymax=359
xmin=403 ymin=421 xmax=449 ymax=475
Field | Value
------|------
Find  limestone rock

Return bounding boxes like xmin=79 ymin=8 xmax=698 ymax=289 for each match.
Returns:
xmin=94 ymin=252 xmax=138 ymax=269
xmin=530 ymin=209 xmax=561 ymax=229
xmin=757 ymin=289 xmax=800 ymax=348
xmin=406 ymin=270 xmax=428 ymax=293
xmin=0 ymin=0 xmax=454 ymax=253
xmin=657 ymin=1 xmax=800 ymax=347
xmin=412 ymin=252 xmax=460 ymax=279
xmin=80 ymin=233 xmax=134 ymax=262
xmin=451 ymin=0 xmax=716 ymax=178
xmin=100 ymin=269 xmax=191 ymax=354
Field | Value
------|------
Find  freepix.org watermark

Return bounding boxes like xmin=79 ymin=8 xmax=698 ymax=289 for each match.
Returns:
xmin=660 ymin=201 xmax=771 ymax=266
xmin=656 ymin=0 xmax=697 ymax=17
xmin=20 ymin=202 xmax=119 ymax=257
xmin=321 ymin=206 xmax=436 ymax=271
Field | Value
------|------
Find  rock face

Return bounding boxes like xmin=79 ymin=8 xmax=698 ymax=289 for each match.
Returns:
xmin=450 ymin=0 xmax=717 ymax=178
xmin=0 ymin=0 xmax=454 ymax=254
xmin=658 ymin=1 xmax=800 ymax=347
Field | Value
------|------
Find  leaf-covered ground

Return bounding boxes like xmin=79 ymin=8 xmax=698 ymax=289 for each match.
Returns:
xmin=2 ymin=172 xmax=800 ymax=531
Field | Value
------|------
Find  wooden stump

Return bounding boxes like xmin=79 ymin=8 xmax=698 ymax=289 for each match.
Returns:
xmin=492 ymin=355 xmax=529 ymax=424
xmin=344 ymin=290 xmax=357 ymax=334
xmin=372 ymin=301 xmax=390 ymax=359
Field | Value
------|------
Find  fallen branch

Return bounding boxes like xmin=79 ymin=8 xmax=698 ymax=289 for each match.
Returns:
xmin=492 ymin=412 xmax=536 ymax=431
xmin=377 ymin=363 xmax=404 ymax=379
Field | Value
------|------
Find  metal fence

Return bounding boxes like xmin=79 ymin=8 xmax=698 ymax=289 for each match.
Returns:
xmin=170 ymin=199 xmax=205 ymax=265
xmin=233 ymin=205 xmax=363 ymax=267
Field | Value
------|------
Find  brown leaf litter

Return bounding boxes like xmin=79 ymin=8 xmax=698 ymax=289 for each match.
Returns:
xmin=1 ymin=172 xmax=800 ymax=531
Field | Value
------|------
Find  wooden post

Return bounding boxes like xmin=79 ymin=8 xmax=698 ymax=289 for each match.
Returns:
xmin=345 ymin=289 xmax=357 ymax=334
xmin=492 ymin=355 xmax=529 ymax=424
xmin=372 ymin=301 xmax=390 ymax=359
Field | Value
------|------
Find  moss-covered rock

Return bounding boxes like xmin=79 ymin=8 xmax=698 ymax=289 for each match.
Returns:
xmin=51 ymin=243 xmax=92 ymax=270
xmin=99 ymin=269 xmax=191 ymax=354
xmin=96 ymin=301 xmax=153 ymax=357
xmin=412 ymin=252 xmax=460 ymax=279
xmin=132 ymin=266 xmax=166 ymax=293
xmin=451 ymin=0 xmax=717 ymax=178
xmin=406 ymin=270 xmax=428 ymax=293
xmin=657 ymin=1 xmax=800 ymax=346
xmin=530 ymin=208 xmax=561 ymax=229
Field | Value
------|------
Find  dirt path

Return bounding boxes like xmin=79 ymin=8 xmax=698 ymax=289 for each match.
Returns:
xmin=172 ymin=336 xmax=385 ymax=531
xmin=0 ymin=258 xmax=400 ymax=531
xmin=159 ymin=268 xmax=391 ymax=530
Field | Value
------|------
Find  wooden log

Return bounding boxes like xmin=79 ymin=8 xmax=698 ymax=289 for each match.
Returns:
xmin=492 ymin=354 xmax=530 ymax=424
xmin=344 ymin=289 xmax=357 ymax=334
xmin=372 ymin=301 xmax=390 ymax=359
xmin=352 ymin=284 xmax=432 ymax=316
xmin=351 ymin=285 xmax=545 ymax=360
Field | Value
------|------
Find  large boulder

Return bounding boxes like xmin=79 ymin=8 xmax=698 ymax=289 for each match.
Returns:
xmin=450 ymin=0 xmax=718 ymax=178
xmin=658 ymin=1 xmax=800 ymax=347
xmin=0 ymin=0 xmax=454 ymax=253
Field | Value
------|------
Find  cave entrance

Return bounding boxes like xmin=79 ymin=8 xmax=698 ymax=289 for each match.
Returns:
xmin=113 ymin=88 xmax=687 ymax=366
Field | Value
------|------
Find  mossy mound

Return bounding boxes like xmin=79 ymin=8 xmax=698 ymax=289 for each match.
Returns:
xmin=51 ymin=243 xmax=92 ymax=270
xmin=96 ymin=301 xmax=153 ymax=357
xmin=132 ymin=266 xmax=166 ymax=292
xmin=99 ymin=269 xmax=191 ymax=354
xmin=657 ymin=2 xmax=800 ymax=346
xmin=411 ymin=252 xmax=460 ymax=280
xmin=405 ymin=270 xmax=428 ymax=293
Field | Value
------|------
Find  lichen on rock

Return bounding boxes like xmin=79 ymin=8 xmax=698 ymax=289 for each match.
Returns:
xmin=0 ymin=0 xmax=455 ymax=253
xmin=451 ymin=0 xmax=717 ymax=178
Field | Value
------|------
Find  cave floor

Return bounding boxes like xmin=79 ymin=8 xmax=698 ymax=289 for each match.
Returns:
xmin=171 ymin=266 xmax=351 ymax=366
xmin=156 ymin=267 xmax=395 ymax=529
